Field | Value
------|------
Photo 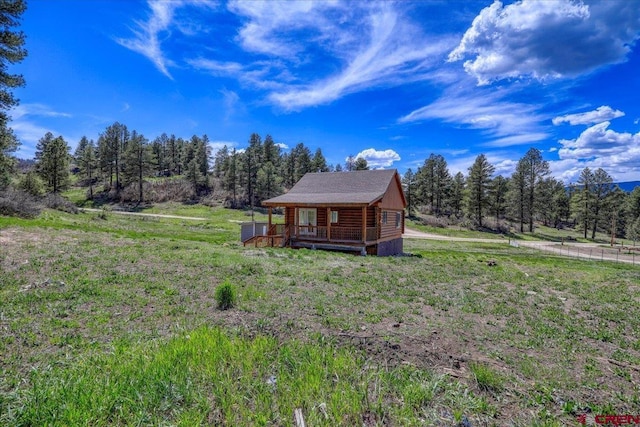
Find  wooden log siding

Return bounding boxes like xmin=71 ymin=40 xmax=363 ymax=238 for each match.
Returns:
xmin=380 ymin=209 xmax=403 ymax=240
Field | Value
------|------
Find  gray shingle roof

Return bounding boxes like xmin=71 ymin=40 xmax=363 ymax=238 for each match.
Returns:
xmin=262 ymin=169 xmax=398 ymax=206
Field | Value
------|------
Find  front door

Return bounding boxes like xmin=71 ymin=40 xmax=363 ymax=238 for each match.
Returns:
xmin=298 ymin=208 xmax=317 ymax=236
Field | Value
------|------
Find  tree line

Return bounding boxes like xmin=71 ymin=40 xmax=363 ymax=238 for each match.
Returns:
xmin=4 ymin=116 xmax=640 ymax=241
xmin=403 ymin=148 xmax=640 ymax=241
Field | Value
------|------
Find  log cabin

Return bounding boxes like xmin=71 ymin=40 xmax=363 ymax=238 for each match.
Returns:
xmin=246 ymin=169 xmax=407 ymax=256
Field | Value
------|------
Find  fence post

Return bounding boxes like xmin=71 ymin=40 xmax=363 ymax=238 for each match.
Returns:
xmin=601 ymin=249 xmax=604 ymax=261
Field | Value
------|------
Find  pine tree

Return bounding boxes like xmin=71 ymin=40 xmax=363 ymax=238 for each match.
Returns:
xmin=519 ymin=148 xmax=550 ymax=232
xmin=311 ymin=148 xmax=328 ymax=172
xmin=74 ymin=136 xmax=98 ymax=199
xmin=590 ymin=168 xmax=613 ymax=239
xmin=508 ymin=162 xmax=527 ymax=232
xmin=35 ymin=132 xmax=70 ymax=194
xmin=465 ymin=154 xmax=494 ymax=227
xmin=489 ymin=175 xmax=508 ymax=226
xmin=354 ymin=157 xmax=369 ymax=170
xmin=402 ymin=168 xmax=416 ymax=216
xmin=450 ymin=172 xmax=465 ymax=218
xmin=122 ymin=131 xmax=153 ymax=203
xmin=0 ymin=0 xmax=26 ymax=189
xmin=572 ymin=167 xmax=594 ymax=239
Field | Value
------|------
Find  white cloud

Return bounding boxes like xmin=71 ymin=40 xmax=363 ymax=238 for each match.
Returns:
xmin=116 ymin=0 xmax=216 ymax=79
xmin=10 ymin=104 xmax=73 ymax=158
xmin=352 ymin=148 xmax=400 ymax=168
xmin=552 ymin=105 xmax=625 ymax=126
xmin=209 ymin=140 xmax=236 ymax=156
xmin=449 ymin=0 xmax=640 ymax=85
xmin=276 ymin=143 xmax=289 ymax=150
xmin=399 ymin=85 xmax=548 ymax=147
xmin=266 ymin=5 xmax=455 ymax=110
xmin=554 ymin=121 xmax=640 ymax=182
xmin=187 ymin=58 xmax=243 ymax=75
xmin=116 ymin=0 xmax=180 ymax=78
xmin=11 ymin=103 xmax=72 ymax=120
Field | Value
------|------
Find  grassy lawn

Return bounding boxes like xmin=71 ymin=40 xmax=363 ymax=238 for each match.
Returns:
xmin=1 ymin=208 xmax=639 ymax=425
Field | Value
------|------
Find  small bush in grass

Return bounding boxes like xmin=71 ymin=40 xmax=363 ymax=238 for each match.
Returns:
xmin=215 ymin=281 xmax=237 ymax=310
xmin=469 ymin=362 xmax=504 ymax=392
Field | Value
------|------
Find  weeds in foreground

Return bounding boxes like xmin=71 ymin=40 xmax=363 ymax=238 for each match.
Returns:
xmin=215 ymin=280 xmax=237 ymax=310
xmin=1 ymin=327 xmax=493 ymax=426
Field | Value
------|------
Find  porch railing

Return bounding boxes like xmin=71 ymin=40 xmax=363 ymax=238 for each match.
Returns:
xmin=287 ymin=225 xmax=378 ymax=243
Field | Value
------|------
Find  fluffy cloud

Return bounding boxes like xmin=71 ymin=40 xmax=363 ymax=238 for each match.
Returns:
xmin=553 ymin=121 xmax=640 ymax=181
xmin=552 ymin=106 xmax=625 ymax=126
xmin=449 ymin=0 xmax=640 ymax=84
xmin=353 ymin=148 xmax=400 ymax=168
xmin=558 ymin=121 xmax=640 ymax=159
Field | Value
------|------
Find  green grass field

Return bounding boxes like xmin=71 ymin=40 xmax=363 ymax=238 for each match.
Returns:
xmin=1 ymin=206 xmax=639 ymax=425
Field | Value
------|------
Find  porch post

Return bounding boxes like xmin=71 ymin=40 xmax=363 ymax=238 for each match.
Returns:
xmin=326 ymin=207 xmax=331 ymax=241
xmin=268 ymin=207 xmax=272 ymax=229
xmin=362 ymin=206 xmax=367 ymax=243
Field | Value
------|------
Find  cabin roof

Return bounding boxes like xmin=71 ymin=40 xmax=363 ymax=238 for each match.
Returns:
xmin=262 ymin=169 xmax=404 ymax=207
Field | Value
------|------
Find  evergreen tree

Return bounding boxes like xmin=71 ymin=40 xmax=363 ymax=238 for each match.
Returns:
xmin=256 ymin=161 xmax=281 ymax=201
xmin=416 ymin=154 xmax=450 ymax=215
xmin=449 ymin=172 xmax=465 ymax=218
xmin=520 ymin=148 xmax=550 ymax=232
xmin=0 ymin=0 xmax=26 ymax=189
xmin=465 ymin=154 xmax=494 ymax=227
xmin=74 ymin=136 xmax=98 ymax=199
xmin=402 ymin=168 xmax=416 ymax=216
xmin=263 ymin=135 xmax=280 ymax=168
xmin=354 ymin=157 xmax=369 ymax=170
xmin=311 ymin=148 xmax=329 ymax=172
xmin=224 ymin=148 xmax=238 ymax=205
xmin=151 ymin=133 xmax=169 ymax=176
xmin=166 ymin=134 xmax=183 ymax=176
xmin=625 ymin=186 xmax=640 ymax=238
xmin=35 ymin=132 xmax=70 ymax=193
xmin=572 ymin=167 xmax=594 ymax=239
xmin=508 ymin=162 xmax=527 ymax=232
xmin=18 ymin=170 xmax=44 ymax=196
xmin=293 ymin=143 xmax=312 ymax=181
xmin=590 ymin=168 xmax=614 ymax=239
xmin=122 ymin=131 xmax=153 ymax=203
xmin=536 ymin=177 xmax=564 ymax=227
xmin=489 ymin=175 xmax=508 ymax=226
xmin=101 ymin=122 xmax=129 ymax=192
xmin=242 ymin=133 xmax=262 ymax=207
xmin=213 ymin=145 xmax=229 ymax=179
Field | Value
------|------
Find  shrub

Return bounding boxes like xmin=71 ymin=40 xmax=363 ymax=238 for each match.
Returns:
xmin=42 ymin=194 xmax=79 ymax=214
xmin=0 ymin=189 xmax=41 ymax=218
xmin=18 ymin=171 xmax=44 ymax=196
xmin=215 ymin=281 xmax=237 ymax=310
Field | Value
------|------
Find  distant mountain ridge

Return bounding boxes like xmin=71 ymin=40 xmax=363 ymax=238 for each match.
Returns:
xmin=615 ymin=181 xmax=640 ymax=192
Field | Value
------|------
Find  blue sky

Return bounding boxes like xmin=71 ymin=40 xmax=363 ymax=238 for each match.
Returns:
xmin=11 ymin=0 xmax=640 ymax=182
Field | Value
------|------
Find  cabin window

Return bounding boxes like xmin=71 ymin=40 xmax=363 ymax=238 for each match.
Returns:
xmin=396 ymin=212 xmax=401 ymax=228
xmin=331 ymin=211 xmax=338 ymax=223
xmin=382 ymin=211 xmax=388 ymax=224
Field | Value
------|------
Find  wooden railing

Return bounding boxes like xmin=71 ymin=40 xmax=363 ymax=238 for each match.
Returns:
xmin=290 ymin=226 xmax=377 ymax=242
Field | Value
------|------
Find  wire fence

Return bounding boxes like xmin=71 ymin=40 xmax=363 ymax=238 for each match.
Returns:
xmin=509 ymin=240 xmax=639 ymax=266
